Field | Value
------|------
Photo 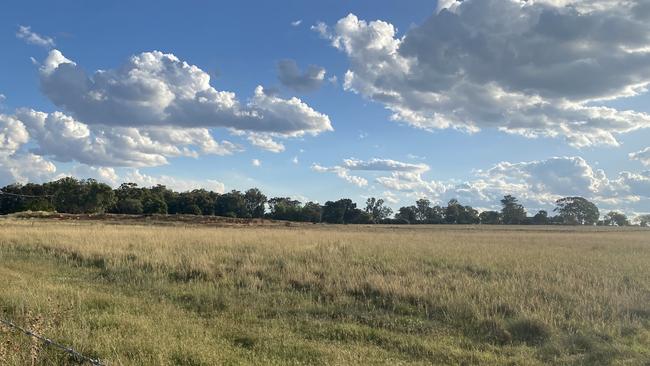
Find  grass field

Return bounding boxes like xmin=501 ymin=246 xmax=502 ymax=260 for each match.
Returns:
xmin=1 ymin=219 xmax=649 ymax=365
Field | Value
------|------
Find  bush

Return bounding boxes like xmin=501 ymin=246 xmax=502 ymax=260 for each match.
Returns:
xmin=507 ymin=318 xmax=551 ymax=345
xmin=115 ymin=198 xmax=143 ymax=214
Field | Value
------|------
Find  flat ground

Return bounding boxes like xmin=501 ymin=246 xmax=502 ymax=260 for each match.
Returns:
xmin=0 ymin=219 xmax=649 ymax=365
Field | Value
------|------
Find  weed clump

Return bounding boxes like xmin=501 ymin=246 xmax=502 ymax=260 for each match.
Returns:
xmin=507 ymin=318 xmax=551 ymax=345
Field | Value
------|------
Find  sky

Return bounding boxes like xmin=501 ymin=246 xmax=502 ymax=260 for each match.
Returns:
xmin=1 ymin=0 xmax=650 ymax=218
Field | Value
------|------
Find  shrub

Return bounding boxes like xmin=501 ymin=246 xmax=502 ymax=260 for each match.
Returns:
xmin=507 ymin=318 xmax=551 ymax=345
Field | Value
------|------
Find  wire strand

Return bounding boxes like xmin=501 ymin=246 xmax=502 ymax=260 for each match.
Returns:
xmin=0 ymin=318 xmax=103 ymax=365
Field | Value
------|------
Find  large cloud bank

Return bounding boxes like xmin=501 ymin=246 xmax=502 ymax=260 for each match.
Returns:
xmin=317 ymin=0 xmax=650 ymax=147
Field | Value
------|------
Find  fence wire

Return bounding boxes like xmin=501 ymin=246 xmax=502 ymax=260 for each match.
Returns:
xmin=0 ymin=318 xmax=104 ymax=365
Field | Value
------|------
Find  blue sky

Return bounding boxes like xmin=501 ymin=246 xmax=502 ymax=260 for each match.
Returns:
xmin=1 ymin=0 xmax=650 ymax=217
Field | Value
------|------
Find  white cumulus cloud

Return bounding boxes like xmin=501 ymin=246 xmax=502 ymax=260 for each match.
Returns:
xmin=319 ymin=1 xmax=650 ymax=147
xmin=246 ymin=133 xmax=286 ymax=153
xmin=629 ymin=147 xmax=650 ymax=166
xmin=39 ymin=50 xmax=333 ymax=137
xmin=13 ymin=109 xmax=239 ymax=168
xmin=375 ymin=156 xmax=650 ymax=215
xmin=311 ymin=163 xmax=368 ymax=187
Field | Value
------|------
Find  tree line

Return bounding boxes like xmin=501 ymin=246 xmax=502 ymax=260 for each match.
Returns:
xmin=1 ymin=177 xmax=647 ymax=226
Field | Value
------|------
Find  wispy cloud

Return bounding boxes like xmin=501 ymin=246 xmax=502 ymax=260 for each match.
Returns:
xmin=16 ymin=25 xmax=55 ymax=48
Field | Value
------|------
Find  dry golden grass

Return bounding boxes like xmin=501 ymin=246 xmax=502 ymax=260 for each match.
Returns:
xmin=0 ymin=219 xmax=649 ymax=365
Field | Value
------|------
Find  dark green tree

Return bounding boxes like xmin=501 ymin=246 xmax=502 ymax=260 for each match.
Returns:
xmin=115 ymin=198 xmax=144 ymax=214
xmin=301 ymin=202 xmax=323 ymax=223
xmin=50 ymin=177 xmax=115 ymax=214
xmin=500 ymin=195 xmax=527 ymax=225
xmin=554 ymin=197 xmax=599 ymax=225
xmin=214 ymin=190 xmax=248 ymax=217
xmin=479 ymin=210 xmax=501 ymax=225
xmin=244 ymin=188 xmax=267 ymax=218
xmin=365 ymin=197 xmax=393 ymax=223
xmin=531 ymin=210 xmax=549 ymax=225
xmin=458 ymin=205 xmax=480 ymax=224
xmin=603 ymin=211 xmax=629 ymax=226
xmin=444 ymin=199 xmax=461 ymax=224
xmin=414 ymin=198 xmax=432 ymax=223
xmin=267 ymin=197 xmax=302 ymax=221
xmin=142 ymin=195 xmax=168 ymax=214
xmin=322 ymin=199 xmax=357 ymax=224
xmin=395 ymin=206 xmax=417 ymax=224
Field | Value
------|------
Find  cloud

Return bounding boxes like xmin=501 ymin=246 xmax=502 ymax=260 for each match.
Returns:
xmin=246 ymin=133 xmax=286 ymax=153
xmin=630 ymin=147 xmax=650 ymax=166
xmin=291 ymin=20 xmax=303 ymax=27
xmin=311 ymin=163 xmax=368 ymax=187
xmin=0 ymin=113 xmax=58 ymax=186
xmin=13 ymin=109 xmax=239 ymax=168
xmin=376 ymin=172 xmax=448 ymax=197
xmin=120 ymin=170 xmax=226 ymax=193
xmin=311 ymin=22 xmax=330 ymax=38
xmin=0 ymin=114 xmax=30 ymax=156
xmin=39 ymin=50 xmax=333 ymax=137
xmin=312 ymin=155 xmax=649 ymax=214
xmin=374 ymin=156 xmax=650 ymax=215
xmin=276 ymin=59 xmax=327 ymax=92
xmin=343 ymin=158 xmax=429 ymax=173
xmin=292 ymin=156 xmax=299 ymax=164
xmin=0 ymin=153 xmax=57 ymax=186
xmin=320 ymin=2 xmax=650 ymax=147
xmin=16 ymin=25 xmax=55 ymax=48
xmin=382 ymin=191 xmax=399 ymax=204
xmin=252 ymin=159 xmax=261 ymax=167
xmin=312 ymin=158 xmax=429 ymax=188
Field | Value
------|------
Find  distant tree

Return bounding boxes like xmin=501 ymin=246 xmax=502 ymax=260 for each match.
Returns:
xmin=190 ymin=189 xmax=218 ymax=215
xmin=531 ymin=210 xmax=549 ymax=225
xmin=50 ymin=177 xmax=115 ymax=214
xmin=0 ymin=183 xmax=55 ymax=213
xmin=479 ymin=210 xmax=501 ymax=225
xmin=268 ymin=197 xmax=302 ymax=221
xmin=603 ymin=211 xmax=629 ymax=226
xmin=554 ymin=197 xmax=599 ymax=225
xmin=500 ymin=195 xmax=527 ymax=225
xmin=142 ymin=196 xmax=167 ymax=214
xmin=322 ymin=199 xmax=357 ymax=224
xmin=112 ymin=183 xmax=142 ymax=214
xmin=411 ymin=199 xmax=445 ymax=224
xmin=427 ymin=205 xmax=445 ymax=224
xmin=214 ymin=190 xmax=248 ymax=217
xmin=244 ymin=188 xmax=267 ymax=218
xmin=443 ymin=199 xmax=479 ymax=224
xmin=365 ymin=197 xmax=393 ymax=223
xmin=395 ymin=206 xmax=417 ymax=224
xmin=0 ymin=184 xmax=26 ymax=214
xmin=348 ymin=209 xmax=372 ymax=224
xmin=414 ymin=199 xmax=432 ymax=223
xmin=445 ymin=199 xmax=462 ymax=224
xmin=458 ymin=205 xmax=480 ymax=224
xmin=114 ymin=198 xmax=144 ymax=214
xmin=638 ymin=214 xmax=650 ymax=227
xmin=301 ymin=202 xmax=323 ymax=223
